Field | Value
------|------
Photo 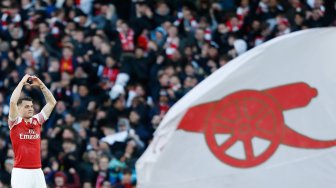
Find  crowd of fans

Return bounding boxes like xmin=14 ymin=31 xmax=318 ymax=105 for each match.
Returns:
xmin=0 ymin=0 xmax=335 ymax=187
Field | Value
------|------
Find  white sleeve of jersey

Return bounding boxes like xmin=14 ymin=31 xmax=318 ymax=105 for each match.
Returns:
xmin=35 ymin=110 xmax=48 ymax=125
xmin=8 ymin=117 xmax=21 ymax=130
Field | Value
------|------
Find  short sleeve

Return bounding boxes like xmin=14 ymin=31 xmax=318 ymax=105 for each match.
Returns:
xmin=8 ymin=117 xmax=21 ymax=130
xmin=35 ymin=110 xmax=48 ymax=125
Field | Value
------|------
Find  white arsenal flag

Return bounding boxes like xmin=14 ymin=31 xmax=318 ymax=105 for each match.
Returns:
xmin=136 ymin=28 xmax=336 ymax=188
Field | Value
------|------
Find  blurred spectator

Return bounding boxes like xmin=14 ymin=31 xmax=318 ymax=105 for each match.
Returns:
xmin=118 ymin=21 xmax=135 ymax=53
xmin=164 ymin=26 xmax=179 ymax=59
xmin=60 ymin=45 xmax=76 ymax=75
xmin=0 ymin=158 xmax=13 ymax=186
xmin=53 ymin=168 xmax=80 ymax=188
xmin=153 ymin=1 xmax=173 ymax=27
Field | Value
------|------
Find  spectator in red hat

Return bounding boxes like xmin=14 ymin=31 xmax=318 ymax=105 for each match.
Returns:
xmin=276 ymin=17 xmax=291 ymax=36
xmin=53 ymin=168 xmax=80 ymax=188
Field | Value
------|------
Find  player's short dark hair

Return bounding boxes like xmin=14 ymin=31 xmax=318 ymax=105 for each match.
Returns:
xmin=17 ymin=96 xmax=33 ymax=106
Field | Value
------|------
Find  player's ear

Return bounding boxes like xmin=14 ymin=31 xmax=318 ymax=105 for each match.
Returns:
xmin=17 ymin=104 xmax=22 ymax=109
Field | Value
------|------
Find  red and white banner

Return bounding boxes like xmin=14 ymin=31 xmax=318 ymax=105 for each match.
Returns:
xmin=136 ymin=28 xmax=336 ymax=188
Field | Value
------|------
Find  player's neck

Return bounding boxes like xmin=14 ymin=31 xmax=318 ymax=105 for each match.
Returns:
xmin=23 ymin=117 xmax=31 ymax=122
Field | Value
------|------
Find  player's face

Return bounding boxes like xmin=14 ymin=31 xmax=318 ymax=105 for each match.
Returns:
xmin=19 ymin=101 xmax=34 ymax=118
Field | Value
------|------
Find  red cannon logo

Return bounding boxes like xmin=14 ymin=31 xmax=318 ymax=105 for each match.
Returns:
xmin=177 ymin=82 xmax=336 ymax=168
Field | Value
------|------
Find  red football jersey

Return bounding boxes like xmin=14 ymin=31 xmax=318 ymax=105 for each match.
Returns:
xmin=8 ymin=111 xmax=47 ymax=169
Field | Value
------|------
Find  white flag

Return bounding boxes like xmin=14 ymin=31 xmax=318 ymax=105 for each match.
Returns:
xmin=136 ymin=28 xmax=336 ymax=188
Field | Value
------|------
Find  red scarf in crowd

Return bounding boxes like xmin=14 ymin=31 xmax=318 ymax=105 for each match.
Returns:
xmin=165 ymin=37 xmax=178 ymax=59
xmin=119 ymin=29 xmax=135 ymax=52
xmin=102 ymin=67 xmax=119 ymax=82
xmin=60 ymin=58 xmax=74 ymax=74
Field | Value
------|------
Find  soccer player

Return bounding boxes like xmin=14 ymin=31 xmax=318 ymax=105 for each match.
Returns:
xmin=8 ymin=74 xmax=57 ymax=188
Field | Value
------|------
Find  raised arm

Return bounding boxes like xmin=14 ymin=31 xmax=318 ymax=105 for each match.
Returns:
xmin=31 ymin=76 xmax=57 ymax=118
xmin=9 ymin=74 xmax=30 ymax=120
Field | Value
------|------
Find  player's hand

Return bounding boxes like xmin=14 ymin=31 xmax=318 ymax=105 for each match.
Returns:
xmin=29 ymin=76 xmax=43 ymax=87
xmin=21 ymin=74 xmax=31 ymax=85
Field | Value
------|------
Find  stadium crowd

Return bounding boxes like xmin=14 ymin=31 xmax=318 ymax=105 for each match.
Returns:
xmin=0 ymin=0 xmax=335 ymax=187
